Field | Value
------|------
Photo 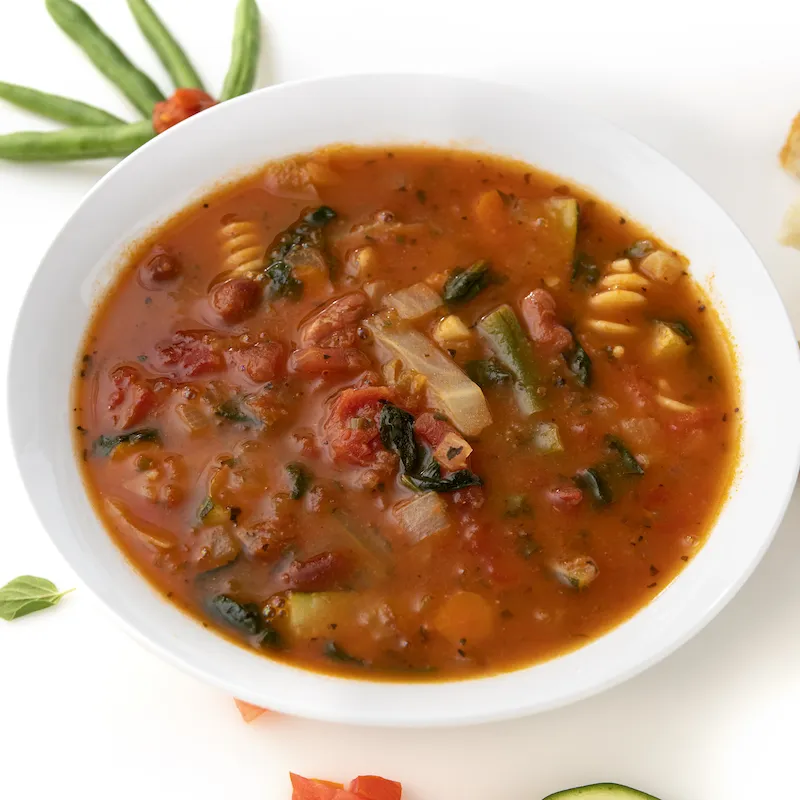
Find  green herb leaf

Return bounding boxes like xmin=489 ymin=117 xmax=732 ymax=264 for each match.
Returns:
xmin=323 ymin=640 xmax=364 ymax=665
xmin=564 ymin=338 xmax=592 ymax=387
xmin=574 ymin=467 xmax=613 ymax=505
xmin=285 ymin=462 xmax=313 ymax=500
xmin=606 ymin=435 xmax=645 ymax=476
xmin=404 ymin=458 xmax=483 ymax=493
xmin=465 ymin=358 xmax=513 ymax=388
xmin=93 ymin=427 xmax=160 ymax=456
xmin=625 ymin=239 xmax=655 ymax=259
xmin=197 ymin=496 xmax=214 ymax=521
xmin=0 ymin=575 xmax=74 ymax=621
xmin=505 ymin=494 xmax=532 ymax=518
xmin=378 ymin=403 xmax=419 ymax=473
xmin=658 ymin=319 xmax=695 ymax=344
xmin=571 ymin=253 xmax=600 ymax=287
xmin=214 ymin=399 xmax=257 ymax=426
xmin=442 ymin=260 xmax=493 ymax=304
xmin=209 ymin=594 xmax=262 ymax=635
xmin=516 ymin=532 xmax=541 ymax=560
xmin=266 ymin=259 xmax=304 ymax=300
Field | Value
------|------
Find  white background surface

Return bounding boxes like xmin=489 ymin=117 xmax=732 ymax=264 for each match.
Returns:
xmin=1 ymin=2 xmax=799 ymax=798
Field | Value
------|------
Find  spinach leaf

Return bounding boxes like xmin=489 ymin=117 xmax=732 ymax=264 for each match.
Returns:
xmin=443 ymin=260 xmax=493 ymax=303
xmin=93 ymin=427 xmax=160 ymax=457
xmin=257 ymin=623 xmax=282 ymax=649
xmin=285 ymin=462 xmax=313 ymax=500
xmin=266 ymin=260 xmax=304 ymax=300
xmin=625 ymin=240 xmax=655 ymax=259
xmin=378 ymin=403 xmax=419 ymax=473
xmin=658 ymin=319 xmax=695 ymax=343
xmin=209 ymin=594 xmax=262 ymax=635
xmin=265 ymin=206 xmax=337 ymax=300
xmin=404 ymin=457 xmax=482 ymax=493
xmin=564 ymin=339 xmax=592 ymax=387
xmin=606 ymin=435 xmax=645 ymax=476
xmin=323 ymin=640 xmax=364 ymax=666
xmin=0 ymin=575 xmax=74 ymax=621
xmin=505 ymin=494 xmax=532 ymax=518
xmin=215 ymin=399 xmax=257 ymax=426
xmin=574 ymin=467 xmax=613 ymax=505
xmin=571 ymin=253 xmax=600 ymax=287
xmin=466 ymin=358 xmax=513 ymax=387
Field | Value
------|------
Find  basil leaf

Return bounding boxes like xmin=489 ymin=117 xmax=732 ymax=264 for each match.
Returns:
xmin=378 ymin=403 xmax=419 ymax=473
xmin=266 ymin=259 xmax=304 ymax=300
xmin=285 ymin=462 xmax=313 ymax=500
xmin=93 ymin=427 xmax=160 ymax=456
xmin=214 ymin=399 xmax=257 ymax=426
xmin=0 ymin=575 xmax=74 ymax=621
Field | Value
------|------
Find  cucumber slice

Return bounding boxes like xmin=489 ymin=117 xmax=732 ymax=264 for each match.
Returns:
xmin=543 ymin=784 xmax=661 ymax=800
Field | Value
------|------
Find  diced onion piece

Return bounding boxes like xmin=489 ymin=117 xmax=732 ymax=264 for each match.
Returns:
xmin=433 ymin=431 xmax=473 ymax=470
xmin=286 ymin=591 xmax=356 ymax=639
xmin=365 ymin=311 xmax=492 ymax=437
xmin=104 ymin=498 xmax=177 ymax=551
xmin=363 ymin=279 xmax=392 ymax=303
xmin=533 ymin=421 xmax=564 ymax=454
xmin=176 ymin=403 xmax=208 ymax=434
xmin=345 ymin=246 xmax=378 ymax=279
xmin=434 ymin=591 xmax=494 ymax=645
xmin=639 ymin=250 xmax=684 ymax=284
xmin=433 ymin=314 xmax=472 ymax=348
xmin=393 ymin=491 xmax=451 ymax=543
xmin=552 ymin=556 xmax=599 ymax=589
xmin=651 ymin=322 xmax=691 ymax=359
xmin=778 ymin=197 xmax=800 ymax=250
xmin=383 ymin=282 xmax=442 ymax=320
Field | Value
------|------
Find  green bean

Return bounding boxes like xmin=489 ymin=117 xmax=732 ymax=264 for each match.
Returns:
xmin=220 ymin=0 xmax=261 ymax=101
xmin=45 ymin=0 xmax=164 ymax=117
xmin=126 ymin=0 xmax=205 ymax=91
xmin=0 ymin=81 xmax=124 ymax=126
xmin=0 ymin=120 xmax=154 ymax=162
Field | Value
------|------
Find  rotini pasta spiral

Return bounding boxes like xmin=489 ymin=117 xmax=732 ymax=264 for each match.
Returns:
xmin=218 ymin=215 xmax=265 ymax=278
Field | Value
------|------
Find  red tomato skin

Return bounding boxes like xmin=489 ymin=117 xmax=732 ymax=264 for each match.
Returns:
xmin=152 ymin=88 xmax=217 ymax=134
xmin=348 ymin=775 xmax=403 ymax=800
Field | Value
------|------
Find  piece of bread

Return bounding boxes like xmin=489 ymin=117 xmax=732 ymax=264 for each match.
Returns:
xmin=778 ymin=196 xmax=800 ymax=250
xmin=780 ymin=113 xmax=800 ymax=178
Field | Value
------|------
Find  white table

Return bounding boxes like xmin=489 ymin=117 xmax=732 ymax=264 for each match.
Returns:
xmin=2 ymin=2 xmax=799 ymax=798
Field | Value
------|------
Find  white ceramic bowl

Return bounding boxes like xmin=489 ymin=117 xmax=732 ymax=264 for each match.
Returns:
xmin=9 ymin=74 xmax=800 ymax=727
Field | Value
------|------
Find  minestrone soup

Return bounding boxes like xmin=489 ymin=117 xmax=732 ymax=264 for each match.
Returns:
xmin=74 ymin=147 xmax=739 ymax=679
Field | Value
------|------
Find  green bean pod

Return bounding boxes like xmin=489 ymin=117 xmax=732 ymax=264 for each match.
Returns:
xmin=0 ymin=81 xmax=124 ymax=126
xmin=0 ymin=120 xmax=154 ymax=162
xmin=220 ymin=0 xmax=261 ymax=101
xmin=126 ymin=0 xmax=205 ymax=91
xmin=45 ymin=0 xmax=164 ymax=117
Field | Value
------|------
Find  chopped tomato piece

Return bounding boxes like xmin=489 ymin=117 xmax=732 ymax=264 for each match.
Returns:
xmin=413 ymin=412 xmax=456 ymax=448
xmin=108 ymin=366 xmax=156 ymax=429
xmin=325 ymin=387 xmax=395 ymax=467
xmin=521 ymin=289 xmax=572 ymax=356
xmin=348 ymin=776 xmax=403 ymax=800
xmin=290 ymin=775 xmax=355 ymax=800
xmin=233 ymin=698 xmax=268 ymax=723
xmin=152 ymin=88 xmax=217 ymax=134
xmin=290 ymin=347 xmax=371 ymax=376
xmin=156 ymin=331 xmax=224 ymax=378
xmin=229 ymin=341 xmax=285 ymax=383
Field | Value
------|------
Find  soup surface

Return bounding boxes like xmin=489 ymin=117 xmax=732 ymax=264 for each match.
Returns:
xmin=74 ymin=146 xmax=739 ymax=679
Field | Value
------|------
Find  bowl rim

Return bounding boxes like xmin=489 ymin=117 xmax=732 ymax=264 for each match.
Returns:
xmin=9 ymin=72 xmax=800 ymax=727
